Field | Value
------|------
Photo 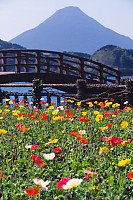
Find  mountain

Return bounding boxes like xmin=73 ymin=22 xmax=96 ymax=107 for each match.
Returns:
xmin=10 ymin=6 xmax=133 ymax=54
xmin=91 ymin=45 xmax=133 ymax=76
xmin=0 ymin=39 xmax=24 ymax=49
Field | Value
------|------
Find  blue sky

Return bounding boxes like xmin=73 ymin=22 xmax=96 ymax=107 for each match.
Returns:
xmin=0 ymin=0 xmax=133 ymax=41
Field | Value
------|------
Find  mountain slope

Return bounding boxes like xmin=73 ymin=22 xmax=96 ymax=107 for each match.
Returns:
xmin=10 ymin=6 xmax=133 ymax=54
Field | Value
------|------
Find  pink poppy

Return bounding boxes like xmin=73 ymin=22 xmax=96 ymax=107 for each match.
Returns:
xmin=83 ymin=170 xmax=97 ymax=180
xmin=102 ymin=137 xmax=112 ymax=141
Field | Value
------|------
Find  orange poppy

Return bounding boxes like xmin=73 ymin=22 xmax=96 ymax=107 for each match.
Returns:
xmin=76 ymin=136 xmax=84 ymax=141
xmin=54 ymin=147 xmax=62 ymax=153
xmin=69 ymin=132 xmax=78 ymax=136
xmin=25 ymin=187 xmax=40 ymax=198
xmin=0 ymin=170 xmax=4 ymax=178
xmin=82 ymin=139 xmax=87 ymax=144
xmin=127 ymin=171 xmax=133 ymax=179
xmin=20 ymin=128 xmax=29 ymax=132
xmin=51 ymin=102 xmax=56 ymax=105
xmin=14 ymin=103 xmax=19 ymax=106
xmin=29 ymin=113 xmax=36 ymax=118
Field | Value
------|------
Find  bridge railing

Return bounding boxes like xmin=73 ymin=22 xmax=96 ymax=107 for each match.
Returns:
xmin=0 ymin=49 xmax=121 ymax=84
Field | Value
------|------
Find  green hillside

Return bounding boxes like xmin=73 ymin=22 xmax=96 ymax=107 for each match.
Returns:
xmin=0 ymin=39 xmax=24 ymax=49
xmin=91 ymin=45 xmax=133 ymax=76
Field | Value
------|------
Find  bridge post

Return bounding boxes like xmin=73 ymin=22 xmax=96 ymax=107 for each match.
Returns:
xmin=76 ymin=79 xmax=87 ymax=100
xmin=1 ymin=52 xmax=7 ymax=72
xmin=58 ymin=53 xmax=63 ymax=74
xmin=78 ymin=58 xmax=85 ymax=79
xmin=35 ymin=51 xmax=40 ymax=73
xmin=24 ymin=54 xmax=29 ymax=72
xmin=115 ymin=71 xmax=121 ymax=85
xmin=98 ymin=64 xmax=104 ymax=83
xmin=45 ymin=57 xmax=50 ymax=73
xmin=15 ymin=50 xmax=21 ymax=73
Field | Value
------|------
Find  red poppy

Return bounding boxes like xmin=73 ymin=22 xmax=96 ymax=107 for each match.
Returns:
xmin=86 ymin=174 xmax=89 ymax=180
xmin=66 ymin=109 xmax=70 ymax=113
xmin=13 ymin=100 xmax=16 ymax=103
xmin=110 ymin=98 xmax=114 ymax=102
xmin=67 ymin=113 xmax=74 ymax=118
xmin=39 ymin=101 xmax=46 ymax=104
xmin=0 ymin=170 xmax=4 ymax=178
xmin=79 ymin=116 xmax=89 ymax=122
xmin=21 ymin=113 xmax=28 ymax=116
xmin=25 ymin=187 xmax=40 ymax=198
xmin=31 ymin=144 xmax=39 ymax=150
xmin=38 ymin=111 xmax=41 ymax=114
xmin=104 ymin=111 xmax=110 ymax=117
xmin=69 ymin=132 xmax=78 ymax=136
xmin=108 ymin=124 xmax=113 ymax=128
xmin=127 ymin=171 xmax=133 ymax=179
xmin=39 ymin=116 xmax=48 ymax=120
xmin=54 ymin=147 xmax=62 ymax=153
xmin=110 ymin=137 xmax=121 ymax=146
xmin=77 ymin=108 xmax=82 ymax=111
xmin=42 ymin=112 xmax=46 ymax=115
xmin=56 ymin=178 xmax=71 ymax=189
xmin=32 ymin=155 xmax=45 ymax=167
xmin=29 ymin=113 xmax=36 ymax=118
xmin=3 ymin=115 xmax=7 ymax=119
xmin=113 ymin=111 xmax=118 ymax=115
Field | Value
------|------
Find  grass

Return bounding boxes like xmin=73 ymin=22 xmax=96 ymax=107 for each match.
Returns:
xmin=0 ymin=99 xmax=132 ymax=200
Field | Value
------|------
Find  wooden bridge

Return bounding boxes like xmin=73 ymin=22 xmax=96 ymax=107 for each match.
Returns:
xmin=0 ymin=49 xmax=132 ymax=106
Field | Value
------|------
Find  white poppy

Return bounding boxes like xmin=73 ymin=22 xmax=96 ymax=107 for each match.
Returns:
xmin=43 ymin=153 xmax=55 ymax=160
xmin=63 ymin=178 xmax=83 ymax=189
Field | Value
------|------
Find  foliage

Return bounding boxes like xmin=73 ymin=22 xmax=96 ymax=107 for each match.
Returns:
xmin=0 ymin=99 xmax=132 ymax=199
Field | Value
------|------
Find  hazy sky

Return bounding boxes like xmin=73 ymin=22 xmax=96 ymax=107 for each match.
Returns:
xmin=0 ymin=0 xmax=133 ymax=41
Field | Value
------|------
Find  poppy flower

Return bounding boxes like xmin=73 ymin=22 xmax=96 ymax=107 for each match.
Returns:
xmin=104 ymin=111 xmax=110 ymax=117
xmin=0 ymin=170 xmax=4 ymax=178
xmin=118 ymin=159 xmax=129 ymax=166
xmin=99 ymin=147 xmax=109 ymax=155
xmin=79 ymin=116 xmax=89 ymax=122
xmin=43 ymin=153 xmax=55 ymax=160
xmin=39 ymin=116 xmax=48 ymax=120
xmin=29 ymin=113 xmax=36 ymax=118
xmin=113 ymin=111 xmax=118 ymax=115
xmin=121 ymin=139 xmax=131 ymax=147
xmin=0 ymin=129 xmax=7 ymax=134
xmin=110 ymin=98 xmax=114 ymax=101
xmin=69 ymin=132 xmax=78 ymax=136
xmin=33 ymin=178 xmax=51 ymax=191
xmin=63 ymin=178 xmax=83 ymax=189
xmin=31 ymin=144 xmax=39 ymax=150
xmin=39 ymin=101 xmax=46 ymax=104
xmin=127 ymin=171 xmax=133 ymax=179
xmin=67 ymin=113 xmax=74 ymax=118
xmin=110 ymin=137 xmax=121 ymax=146
xmin=56 ymin=178 xmax=71 ymax=189
xmin=54 ymin=147 xmax=62 ymax=153
xmin=25 ymin=187 xmax=40 ymax=198
xmin=81 ymin=139 xmax=87 ymax=144
xmin=79 ymin=130 xmax=86 ymax=135
xmin=51 ymin=102 xmax=56 ymax=105
xmin=102 ymin=137 xmax=112 ymax=141
xmin=83 ymin=170 xmax=97 ymax=180
xmin=32 ymin=155 xmax=45 ymax=167
xmin=49 ymin=139 xmax=58 ymax=143
xmin=77 ymin=136 xmax=84 ymax=141
xmin=121 ymin=121 xmax=128 ymax=128
xmin=108 ymin=124 xmax=113 ymax=128
xmin=20 ymin=128 xmax=29 ymax=132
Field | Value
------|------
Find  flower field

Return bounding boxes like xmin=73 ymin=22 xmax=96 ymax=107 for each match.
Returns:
xmin=0 ymin=99 xmax=133 ymax=200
